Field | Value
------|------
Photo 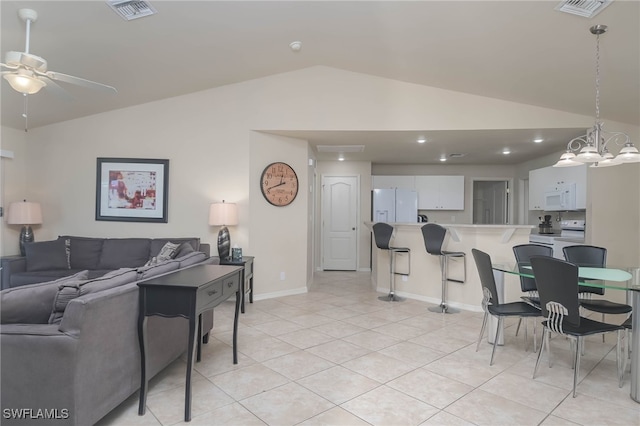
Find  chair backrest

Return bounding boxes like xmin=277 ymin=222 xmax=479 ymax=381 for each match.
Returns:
xmin=563 ymin=245 xmax=606 ymax=295
xmin=512 ymin=244 xmax=553 ymax=292
xmin=471 ymin=248 xmax=499 ymax=304
xmin=530 ymin=255 xmax=581 ymax=327
xmin=372 ymin=223 xmax=393 ymax=250
xmin=563 ymin=245 xmax=607 ymax=267
xmin=421 ymin=223 xmax=446 ymax=256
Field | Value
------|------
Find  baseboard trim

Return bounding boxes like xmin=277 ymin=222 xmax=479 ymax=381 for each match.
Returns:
xmin=253 ymin=286 xmax=307 ymax=301
xmin=375 ymin=286 xmax=482 ymax=312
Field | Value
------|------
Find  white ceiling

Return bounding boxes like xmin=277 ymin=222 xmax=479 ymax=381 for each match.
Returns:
xmin=1 ymin=1 xmax=638 ymax=165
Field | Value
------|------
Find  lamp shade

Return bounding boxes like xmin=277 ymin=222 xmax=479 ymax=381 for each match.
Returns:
xmin=209 ymin=202 xmax=238 ymax=226
xmin=7 ymin=201 xmax=42 ymax=225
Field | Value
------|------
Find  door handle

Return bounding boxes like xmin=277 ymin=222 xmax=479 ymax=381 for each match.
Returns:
xmin=352 ymin=227 xmax=356 ymax=230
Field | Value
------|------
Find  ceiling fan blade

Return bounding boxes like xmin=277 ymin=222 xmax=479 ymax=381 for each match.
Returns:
xmin=40 ymin=76 xmax=74 ymax=101
xmin=1 ymin=62 xmax=20 ymax=70
xmin=45 ymin=71 xmax=117 ymax=94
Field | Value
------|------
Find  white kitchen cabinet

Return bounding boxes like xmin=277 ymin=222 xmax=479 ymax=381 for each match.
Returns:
xmin=528 ymin=164 xmax=587 ymax=210
xmin=528 ymin=167 xmax=547 ymax=210
xmin=372 ymin=175 xmax=416 ymax=190
xmin=415 ymin=175 xmax=464 ymax=210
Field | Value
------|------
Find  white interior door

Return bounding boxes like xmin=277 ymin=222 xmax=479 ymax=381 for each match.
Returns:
xmin=322 ymin=176 xmax=358 ymax=271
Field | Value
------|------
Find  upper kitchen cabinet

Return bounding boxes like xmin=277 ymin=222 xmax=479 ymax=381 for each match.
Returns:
xmin=372 ymin=175 xmax=416 ymax=189
xmin=528 ymin=165 xmax=587 ymax=210
xmin=416 ymin=175 xmax=465 ymax=210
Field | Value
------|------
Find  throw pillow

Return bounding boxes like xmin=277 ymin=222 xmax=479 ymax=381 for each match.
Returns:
xmin=49 ymin=268 xmax=137 ymax=324
xmin=0 ymin=270 xmax=89 ymax=324
xmin=24 ymin=239 xmax=69 ymax=272
xmin=59 ymin=236 xmax=104 ymax=270
xmin=145 ymin=241 xmax=180 ymax=266
xmin=98 ymin=239 xmax=151 ymax=269
xmin=174 ymin=242 xmax=196 ymax=258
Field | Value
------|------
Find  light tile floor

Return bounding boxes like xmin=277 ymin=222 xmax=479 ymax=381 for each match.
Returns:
xmin=97 ymin=271 xmax=638 ymax=426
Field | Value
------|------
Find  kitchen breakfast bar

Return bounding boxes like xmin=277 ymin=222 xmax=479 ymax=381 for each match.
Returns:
xmin=367 ymin=223 xmax=534 ymax=311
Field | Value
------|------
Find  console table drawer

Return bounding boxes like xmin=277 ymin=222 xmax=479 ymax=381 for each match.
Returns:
xmin=197 ymin=281 xmax=224 ymax=311
xmin=222 ymin=273 xmax=239 ymax=297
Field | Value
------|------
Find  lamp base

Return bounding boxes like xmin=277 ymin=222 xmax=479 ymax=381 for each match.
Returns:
xmin=19 ymin=225 xmax=34 ymax=256
xmin=217 ymin=226 xmax=231 ymax=260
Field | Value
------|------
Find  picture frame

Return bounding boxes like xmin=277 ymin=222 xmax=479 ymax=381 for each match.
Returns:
xmin=96 ymin=158 xmax=169 ymax=223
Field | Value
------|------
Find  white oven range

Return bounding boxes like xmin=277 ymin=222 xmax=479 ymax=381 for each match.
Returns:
xmin=529 ymin=220 xmax=586 ymax=259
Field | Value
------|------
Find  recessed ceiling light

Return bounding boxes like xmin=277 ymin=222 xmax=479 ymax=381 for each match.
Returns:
xmin=439 ymin=157 xmax=447 ymax=162
xmin=338 ymin=156 xmax=344 ymax=161
xmin=417 ymin=137 xmax=426 ymax=144
xmin=533 ymin=138 xmax=544 ymax=143
xmin=503 ymin=149 xmax=511 ymax=155
xmin=289 ymin=41 xmax=302 ymax=52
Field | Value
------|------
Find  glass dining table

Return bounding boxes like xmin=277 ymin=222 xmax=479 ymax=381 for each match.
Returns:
xmin=492 ymin=262 xmax=640 ymax=403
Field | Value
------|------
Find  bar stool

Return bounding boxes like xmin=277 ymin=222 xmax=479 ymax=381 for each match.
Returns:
xmin=421 ymin=223 xmax=466 ymax=313
xmin=372 ymin=222 xmax=410 ymax=302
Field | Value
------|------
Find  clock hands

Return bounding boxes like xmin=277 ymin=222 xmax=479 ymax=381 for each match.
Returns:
xmin=267 ymin=176 xmax=286 ymax=191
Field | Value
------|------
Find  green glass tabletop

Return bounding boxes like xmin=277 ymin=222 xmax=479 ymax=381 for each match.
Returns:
xmin=492 ymin=262 xmax=639 ymax=292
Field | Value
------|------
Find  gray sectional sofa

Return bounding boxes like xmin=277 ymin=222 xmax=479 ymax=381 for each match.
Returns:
xmin=0 ymin=236 xmax=219 ymax=426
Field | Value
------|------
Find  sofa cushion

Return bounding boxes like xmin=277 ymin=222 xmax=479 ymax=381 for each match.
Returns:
xmin=137 ymin=259 xmax=181 ymax=280
xmin=1 ymin=270 xmax=89 ymax=324
xmin=10 ymin=269 xmax=88 ymax=287
xmin=24 ymin=239 xmax=69 ymax=272
xmin=177 ymin=251 xmax=207 ymax=268
xmin=98 ymin=239 xmax=151 ymax=269
xmin=150 ymin=238 xmax=200 ymax=258
xmin=60 ymin=236 xmax=105 ymax=270
xmin=49 ymin=268 xmax=138 ymax=324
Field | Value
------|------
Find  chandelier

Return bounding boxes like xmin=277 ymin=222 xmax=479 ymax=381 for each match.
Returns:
xmin=554 ymin=25 xmax=639 ymax=168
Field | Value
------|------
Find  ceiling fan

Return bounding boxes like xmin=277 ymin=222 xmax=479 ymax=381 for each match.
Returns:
xmin=1 ymin=8 xmax=117 ymax=97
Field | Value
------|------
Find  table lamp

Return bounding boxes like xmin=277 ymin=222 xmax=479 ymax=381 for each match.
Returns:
xmin=209 ymin=201 xmax=238 ymax=260
xmin=7 ymin=200 xmax=43 ymax=256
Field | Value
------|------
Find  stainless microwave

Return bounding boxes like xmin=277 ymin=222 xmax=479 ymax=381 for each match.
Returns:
xmin=544 ymin=183 xmax=576 ymax=211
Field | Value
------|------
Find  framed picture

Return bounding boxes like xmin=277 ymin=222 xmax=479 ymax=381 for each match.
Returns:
xmin=96 ymin=158 xmax=169 ymax=223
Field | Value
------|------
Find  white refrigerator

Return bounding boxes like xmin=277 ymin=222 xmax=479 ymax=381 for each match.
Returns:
xmin=372 ymin=189 xmax=418 ymax=223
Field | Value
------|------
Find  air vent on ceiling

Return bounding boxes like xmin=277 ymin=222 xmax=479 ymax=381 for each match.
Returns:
xmin=317 ymin=145 xmax=365 ymax=153
xmin=449 ymin=153 xmax=466 ymax=158
xmin=554 ymin=0 xmax=613 ymax=18
xmin=107 ymin=0 xmax=157 ymax=21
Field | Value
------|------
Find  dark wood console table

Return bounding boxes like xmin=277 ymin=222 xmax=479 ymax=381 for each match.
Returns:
xmin=219 ymin=256 xmax=254 ymax=313
xmin=137 ymin=264 xmax=242 ymax=422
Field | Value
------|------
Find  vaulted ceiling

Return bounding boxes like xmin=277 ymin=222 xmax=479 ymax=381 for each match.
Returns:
xmin=2 ymin=1 xmax=638 ymax=164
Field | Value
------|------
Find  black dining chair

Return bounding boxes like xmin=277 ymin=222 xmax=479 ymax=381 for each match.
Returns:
xmin=512 ymin=244 xmax=553 ymax=351
xmin=530 ymin=255 xmax=624 ymax=398
xmin=372 ymin=222 xmax=410 ymax=302
xmin=563 ymin=245 xmax=632 ymax=341
xmin=471 ymin=249 xmax=541 ymax=365
xmin=422 ymin=223 xmax=466 ymax=313
xmin=620 ymin=315 xmax=632 ymax=388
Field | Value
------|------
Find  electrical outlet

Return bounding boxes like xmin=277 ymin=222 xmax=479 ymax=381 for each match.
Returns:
xmin=280 ymin=271 xmax=286 ymax=281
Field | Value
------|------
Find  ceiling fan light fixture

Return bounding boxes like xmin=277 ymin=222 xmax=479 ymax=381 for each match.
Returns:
xmin=3 ymin=71 xmax=45 ymax=94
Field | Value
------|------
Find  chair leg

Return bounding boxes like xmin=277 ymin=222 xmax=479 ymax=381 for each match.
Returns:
xmin=618 ymin=329 xmax=625 ymax=388
xmin=490 ymin=317 xmax=503 ymax=366
xmin=533 ymin=328 xmax=547 ymax=379
xmin=547 ymin=330 xmax=553 ymax=368
xmin=573 ymin=336 xmax=581 ymax=398
xmin=533 ymin=320 xmax=538 ymax=353
xmin=476 ymin=311 xmax=488 ymax=352
xmin=515 ymin=318 xmax=522 ymax=336
xmin=524 ymin=318 xmax=529 ymax=351
xmin=602 ymin=313 xmax=606 ymax=343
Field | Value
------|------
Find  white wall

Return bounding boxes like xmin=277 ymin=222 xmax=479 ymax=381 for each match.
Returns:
xmin=3 ymin=66 xmax=638 ymax=296
xmin=1 ymin=127 xmax=29 ymax=256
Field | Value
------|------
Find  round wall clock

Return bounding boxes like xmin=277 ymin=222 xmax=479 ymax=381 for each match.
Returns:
xmin=260 ymin=162 xmax=299 ymax=206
